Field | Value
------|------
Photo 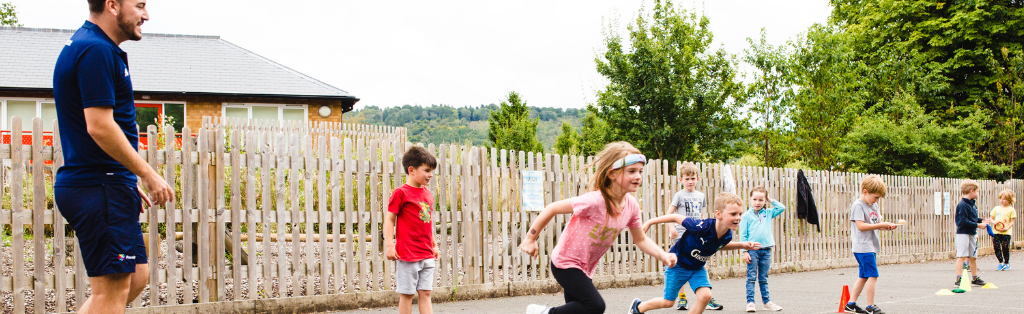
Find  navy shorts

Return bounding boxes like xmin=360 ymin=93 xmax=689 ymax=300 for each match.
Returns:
xmin=854 ymin=252 xmax=878 ymax=278
xmin=55 ymin=184 xmax=147 ymax=277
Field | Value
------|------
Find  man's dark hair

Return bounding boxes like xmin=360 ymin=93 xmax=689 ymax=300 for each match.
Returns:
xmin=402 ymin=146 xmax=437 ymax=174
xmin=88 ymin=0 xmax=118 ymax=13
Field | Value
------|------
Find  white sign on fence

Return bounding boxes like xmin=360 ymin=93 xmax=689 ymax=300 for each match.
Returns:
xmin=944 ymin=192 xmax=951 ymax=215
xmin=934 ymin=192 xmax=942 ymax=215
xmin=522 ymin=170 xmax=545 ymax=212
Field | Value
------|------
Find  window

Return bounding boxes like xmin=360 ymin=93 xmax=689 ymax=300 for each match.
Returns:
xmin=2 ymin=99 xmax=59 ymax=131
xmin=134 ymin=102 xmax=186 ymax=133
xmin=221 ymin=103 xmax=308 ymax=125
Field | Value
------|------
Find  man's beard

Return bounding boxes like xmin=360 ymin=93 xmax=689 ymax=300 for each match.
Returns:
xmin=117 ymin=13 xmax=142 ymax=41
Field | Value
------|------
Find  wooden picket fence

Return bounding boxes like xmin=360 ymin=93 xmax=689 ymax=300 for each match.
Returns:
xmin=0 ymin=116 xmax=1022 ymax=313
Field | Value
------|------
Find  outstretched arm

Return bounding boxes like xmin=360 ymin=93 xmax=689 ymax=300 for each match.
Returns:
xmin=642 ymin=214 xmax=686 ymax=233
xmin=518 ymin=199 xmax=573 ymax=258
xmin=629 ymin=227 xmax=676 ymax=267
xmin=723 ymin=241 xmax=761 ymax=251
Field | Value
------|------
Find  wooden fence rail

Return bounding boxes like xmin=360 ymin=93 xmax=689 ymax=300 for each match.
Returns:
xmin=0 ymin=116 xmax=1021 ymax=313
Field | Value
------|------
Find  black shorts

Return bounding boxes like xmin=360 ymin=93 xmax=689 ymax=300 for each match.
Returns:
xmin=55 ymin=184 xmax=148 ymax=277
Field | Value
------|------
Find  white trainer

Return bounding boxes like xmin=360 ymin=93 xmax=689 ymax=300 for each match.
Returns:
xmin=763 ymin=301 xmax=783 ymax=311
xmin=746 ymin=303 xmax=757 ymax=312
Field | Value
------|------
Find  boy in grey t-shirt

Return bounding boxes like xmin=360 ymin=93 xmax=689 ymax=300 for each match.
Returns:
xmin=844 ymin=175 xmax=897 ymax=314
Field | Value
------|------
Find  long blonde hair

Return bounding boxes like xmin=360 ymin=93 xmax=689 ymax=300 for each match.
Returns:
xmin=588 ymin=141 xmax=642 ymax=218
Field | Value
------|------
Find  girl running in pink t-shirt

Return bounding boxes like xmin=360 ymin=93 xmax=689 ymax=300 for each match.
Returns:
xmin=520 ymin=142 xmax=676 ymax=314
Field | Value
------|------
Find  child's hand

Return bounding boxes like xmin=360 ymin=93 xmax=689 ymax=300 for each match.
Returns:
xmin=642 ymin=222 xmax=652 ymax=234
xmin=433 ymin=246 xmax=440 ymax=260
xmin=385 ymin=244 xmax=399 ymax=261
xmin=660 ymin=252 xmax=677 ymax=267
xmin=745 ymin=242 xmax=762 ymax=250
xmin=742 ymin=251 xmax=751 ymax=264
xmin=519 ymin=239 xmax=539 ymax=259
xmin=669 ymin=228 xmax=678 ymax=239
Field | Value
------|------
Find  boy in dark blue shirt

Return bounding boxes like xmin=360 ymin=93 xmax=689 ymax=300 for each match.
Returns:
xmin=630 ymin=192 xmax=761 ymax=314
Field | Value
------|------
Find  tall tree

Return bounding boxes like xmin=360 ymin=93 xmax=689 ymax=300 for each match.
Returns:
xmin=830 ymin=0 xmax=1024 ymax=115
xmin=1 ymin=2 xmax=21 ymax=27
xmin=554 ymin=121 xmax=581 ymax=156
xmin=488 ymin=91 xmax=544 ymax=153
xmin=595 ymin=0 xmax=746 ymax=162
xmin=578 ymin=106 xmax=612 ymax=157
xmin=744 ymin=30 xmax=794 ymax=167
xmin=985 ymin=47 xmax=1024 ymax=179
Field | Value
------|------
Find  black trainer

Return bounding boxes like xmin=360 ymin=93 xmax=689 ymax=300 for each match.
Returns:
xmin=844 ymin=303 xmax=867 ymax=314
xmin=971 ymin=277 xmax=987 ymax=286
xmin=865 ymin=305 xmax=886 ymax=314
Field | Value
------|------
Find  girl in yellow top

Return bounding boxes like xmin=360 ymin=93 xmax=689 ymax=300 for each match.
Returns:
xmin=991 ymin=189 xmax=1017 ymax=271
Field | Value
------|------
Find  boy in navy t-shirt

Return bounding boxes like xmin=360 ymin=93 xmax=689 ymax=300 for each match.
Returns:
xmin=630 ymin=192 xmax=761 ymax=314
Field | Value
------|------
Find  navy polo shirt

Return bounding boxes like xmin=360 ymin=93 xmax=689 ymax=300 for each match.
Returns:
xmin=669 ymin=218 xmax=733 ymax=270
xmin=53 ymin=21 xmax=139 ymax=187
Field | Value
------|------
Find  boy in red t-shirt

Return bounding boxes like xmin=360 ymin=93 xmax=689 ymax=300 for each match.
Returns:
xmin=385 ymin=146 xmax=439 ymax=314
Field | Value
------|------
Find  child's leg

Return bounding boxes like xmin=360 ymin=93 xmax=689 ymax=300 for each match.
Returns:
xmin=689 ymin=287 xmax=712 ymax=314
xmin=641 ymin=267 xmax=687 ymax=312
xmin=954 ymin=257 xmax=967 ymax=277
xmin=849 ymin=277 xmax=867 ymax=303
xmin=863 ymin=277 xmax=877 ymax=305
xmin=969 ymin=257 xmax=979 ymax=277
xmin=745 ymin=253 xmax=758 ymax=304
xmin=417 ymin=290 xmax=432 ymax=314
xmin=757 ymin=249 xmax=772 ymax=303
xmin=550 ymin=263 xmax=605 ymax=313
xmin=398 ymin=294 xmax=415 ymax=314
xmin=994 ymin=236 xmax=1006 ymax=264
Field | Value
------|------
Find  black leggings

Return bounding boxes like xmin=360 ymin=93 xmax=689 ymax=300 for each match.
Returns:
xmin=994 ymin=234 xmax=1011 ymax=264
xmin=549 ymin=263 xmax=605 ymax=314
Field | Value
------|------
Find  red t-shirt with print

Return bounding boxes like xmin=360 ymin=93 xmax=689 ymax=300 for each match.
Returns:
xmin=388 ymin=184 xmax=435 ymax=262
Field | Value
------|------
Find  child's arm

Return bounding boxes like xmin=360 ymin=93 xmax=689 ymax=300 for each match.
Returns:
xmin=739 ymin=215 xmax=752 ymax=263
xmin=723 ymin=241 xmax=761 ymax=251
xmin=518 ymin=199 xmax=574 ymax=258
xmin=769 ymin=199 xmax=787 ymax=218
xmin=666 ymin=204 xmax=679 ymax=238
xmin=384 ymin=211 xmax=399 ymax=261
xmin=854 ymin=220 xmax=897 ymax=231
xmin=642 ymin=214 xmax=687 ymax=234
xmin=629 ymin=227 xmax=676 ymax=267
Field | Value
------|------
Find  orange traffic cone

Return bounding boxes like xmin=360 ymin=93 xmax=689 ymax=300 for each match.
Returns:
xmin=836 ymin=285 xmax=851 ymax=313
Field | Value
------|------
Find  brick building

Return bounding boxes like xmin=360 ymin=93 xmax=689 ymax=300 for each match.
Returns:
xmin=0 ymin=26 xmax=359 ymax=143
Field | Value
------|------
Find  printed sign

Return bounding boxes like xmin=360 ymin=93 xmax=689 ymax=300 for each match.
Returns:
xmin=935 ymin=192 xmax=942 ymax=215
xmin=522 ymin=170 xmax=545 ymax=212
xmin=943 ymin=192 xmax=951 ymax=215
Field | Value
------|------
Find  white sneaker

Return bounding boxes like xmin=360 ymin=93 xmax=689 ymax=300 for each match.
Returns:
xmin=526 ymin=304 xmax=549 ymax=314
xmin=746 ymin=303 xmax=756 ymax=312
xmin=763 ymin=301 xmax=783 ymax=311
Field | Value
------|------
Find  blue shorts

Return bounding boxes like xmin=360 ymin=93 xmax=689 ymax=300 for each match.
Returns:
xmin=55 ymin=184 xmax=148 ymax=277
xmin=663 ymin=266 xmax=711 ymax=301
xmin=854 ymin=252 xmax=878 ymax=278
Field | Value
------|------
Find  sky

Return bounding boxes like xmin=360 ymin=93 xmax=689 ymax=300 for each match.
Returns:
xmin=7 ymin=0 xmax=833 ymax=110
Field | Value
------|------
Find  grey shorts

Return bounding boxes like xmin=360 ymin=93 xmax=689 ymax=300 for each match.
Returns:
xmin=396 ymin=259 xmax=435 ymax=295
xmin=955 ymin=234 xmax=978 ymax=258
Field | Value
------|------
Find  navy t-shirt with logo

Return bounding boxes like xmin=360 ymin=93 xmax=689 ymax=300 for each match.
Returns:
xmin=669 ymin=218 xmax=733 ymax=270
xmin=53 ymin=21 xmax=139 ymax=187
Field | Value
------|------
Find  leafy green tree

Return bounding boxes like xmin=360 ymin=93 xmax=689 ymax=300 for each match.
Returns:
xmin=595 ymin=1 xmax=747 ymax=162
xmin=1 ymin=2 xmax=20 ymax=27
xmin=554 ymin=121 xmax=581 ymax=156
xmin=578 ymin=106 xmax=612 ymax=157
xmin=830 ymin=0 xmax=1024 ymax=115
xmin=488 ymin=91 xmax=544 ymax=153
xmin=985 ymin=47 xmax=1024 ymax=179
xmin=744 ymin=30 xmax=795 ymax=167
xmin=838 ymin=91 xmax=1005 ymax=178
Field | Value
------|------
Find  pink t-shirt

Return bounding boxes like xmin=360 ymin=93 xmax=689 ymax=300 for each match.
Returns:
xmin=550 ymin=190 xmax=642 ymax=278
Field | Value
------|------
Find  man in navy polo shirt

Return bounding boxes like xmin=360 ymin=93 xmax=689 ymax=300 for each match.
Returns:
xmin=52 ymin=1 xmax=173 ymax=313
xmin=630 ymin=192 xmax=761 ymax=314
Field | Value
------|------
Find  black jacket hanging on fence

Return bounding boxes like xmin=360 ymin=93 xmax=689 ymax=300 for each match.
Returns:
xmin=796 ymin=170 xmax=821 ymax=232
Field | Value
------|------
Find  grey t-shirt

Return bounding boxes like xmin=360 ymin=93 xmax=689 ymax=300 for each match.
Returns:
xmin=671 ymin=190 xmax=706 ymax=237
xmin=850 ymin=198 xmax=881 ymax=253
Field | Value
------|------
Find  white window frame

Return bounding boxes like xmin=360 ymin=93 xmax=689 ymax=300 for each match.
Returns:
xmin=221 ymin=103 xmax=309 ymax=126
xmin=0 ymin=97 xmax=56 ymax=130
